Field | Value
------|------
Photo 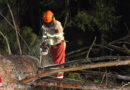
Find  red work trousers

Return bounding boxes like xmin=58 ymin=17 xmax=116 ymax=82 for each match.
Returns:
xmin=51 ymin=41 xmax=65 ymax=78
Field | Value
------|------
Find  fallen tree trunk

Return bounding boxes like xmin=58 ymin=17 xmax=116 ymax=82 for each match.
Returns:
xmin=0 ymin=54 xmax=130 ymax=89
xmin=42 ymin=56 xmax=130 ymax=70
xmin=35 ymin=77 xmax=130 ymax=90
xmin=0 ymin=55 xmax=39 ymax=89
xmin=20 ymin=58 xmax=130 ymax=85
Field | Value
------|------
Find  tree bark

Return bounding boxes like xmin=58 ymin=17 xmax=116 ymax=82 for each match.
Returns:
xmin=0 ymin=55 xmax=39 ymax=89
xmin=35 ymin=77 xmax=128 ymax=90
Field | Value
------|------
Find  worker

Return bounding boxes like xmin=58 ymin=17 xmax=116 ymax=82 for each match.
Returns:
xmin=41 ymin=10 xmax=66 ymax=79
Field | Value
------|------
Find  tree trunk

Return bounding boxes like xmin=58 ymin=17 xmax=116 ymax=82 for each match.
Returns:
xmin=0 ymin=55 xmax=39 ymax=89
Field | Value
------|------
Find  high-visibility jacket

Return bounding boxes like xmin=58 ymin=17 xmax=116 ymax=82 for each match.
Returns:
xmin=42 ymin=20 xmax=66 ymax=78
xmin=42 ymin=20 xmax=64 ymax=45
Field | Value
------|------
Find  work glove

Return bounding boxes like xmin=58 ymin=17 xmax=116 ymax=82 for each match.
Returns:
xmin=40 ymin=41 xmax=49 ymax=55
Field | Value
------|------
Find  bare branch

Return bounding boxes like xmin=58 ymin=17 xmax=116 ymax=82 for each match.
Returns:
xmin=66 ymin=47 xmax=89 ymax=56
xmin=7 ymin=4 xmax=22 ymax=54
xmin=107 ymin=44 xmax=130 ymax=55
xmin=76 ymin=70 xmax=130 ymax=81
xmin=66 ymin=43 xmax=113 ymax=59
xmin=95 ymin=44 xmax=114 ymax=51
xmin=0 ymin=31 xmax=12 ymax=55
xmin=0 ymin=8 xmax=31 ymax=53
xmin=0 ymin=12 xmax=15 ymax=29
xmin=41 ymin=56 xmax=130 ymax=69
xmin=123 ymin=44 xmax=130 ymax=53
xmin=121 ymin=82 xmax=130 ymax=90
xmin=109 ymin=34 xmax=130 ymax=45
xmin=67 ymin=51 xmax=88 ymax=59
xmin=86 ymin=37 xmax=96 ymax=59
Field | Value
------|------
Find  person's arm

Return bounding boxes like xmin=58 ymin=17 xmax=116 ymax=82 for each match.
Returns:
xmin=55 ymin=21 xmax=64 ymax=38
xmin=53 ymin=21 xmax=64 ymax=45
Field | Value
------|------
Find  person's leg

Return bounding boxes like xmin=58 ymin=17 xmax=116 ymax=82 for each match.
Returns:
xmin=51 ymin=41 xmax=65 ymax=78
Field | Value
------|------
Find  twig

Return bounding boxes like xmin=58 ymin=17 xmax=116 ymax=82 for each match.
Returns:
xmin=66 ymin=51 xmax=88 ymax=59
xmin=122 ymin=44 xmax=130 ymax=54
xmin=0 ymin=12 xmax=15 ymax=29
xmin=95 ymin=44 xmax=114 ymax=51
xmin=66 ymin=47 xmax=89 ymax=56
xmin=109 ymin=35 xmax=130 ymax=45
xmin=109 ymin=41 xmax=130 ymax=45
xmin=124 ymin=23 xmax=130 ymax=34
xmin=107 ymin=44 xmax=130 ymax=55
xmin=86 ymin=37 xmax=96 ymax=59
xmin=120 ymin=82 xmax=130 ymax=90
xmin=100 ymin=71 xmax=106 ymax=84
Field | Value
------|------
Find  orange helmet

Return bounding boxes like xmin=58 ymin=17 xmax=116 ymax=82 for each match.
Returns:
xmin=43 ymin=10 xmax=54 ymax=23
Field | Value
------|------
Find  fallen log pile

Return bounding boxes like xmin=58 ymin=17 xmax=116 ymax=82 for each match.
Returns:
xmin=20 ymin=58 xmax=130 ymax=84
xmin=0 ymin=55 xmax=130 ymax=89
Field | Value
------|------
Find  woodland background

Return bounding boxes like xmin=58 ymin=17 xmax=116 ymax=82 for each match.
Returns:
xmin=0 ymin=0 xmax=130 ymax=89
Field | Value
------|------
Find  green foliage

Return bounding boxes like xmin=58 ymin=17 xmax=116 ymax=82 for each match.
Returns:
xmin=66 ymin=0 xmax=121 ymax=33
xmin=0 ymin=23 xmax=15 ymax=54
xmin=21 ymin=26 xmax=41 ymax=56
xmin=67 ymin=72 xmax=83 ymax=90
xmin=0 ymin=0 xmax=8 ymax=3
xmin=0 ymin=23 xmax=40 ymax=56
xmin=68 ymin=72 xmax=83 ymax=81
xmin=94 ymin=79 xmax=100 ymax=83
xmin=73 ymin=11 xmax=94 ymax=32
xmin=94 ymin=0 xmax=121 ymax=32
xmin=0 ymin=0 xmax=12 ymax=3
xmin=94 ymin=6 xmax=121 ymax=31
xmin=66 ymin=11 xmax=94 ymax=32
